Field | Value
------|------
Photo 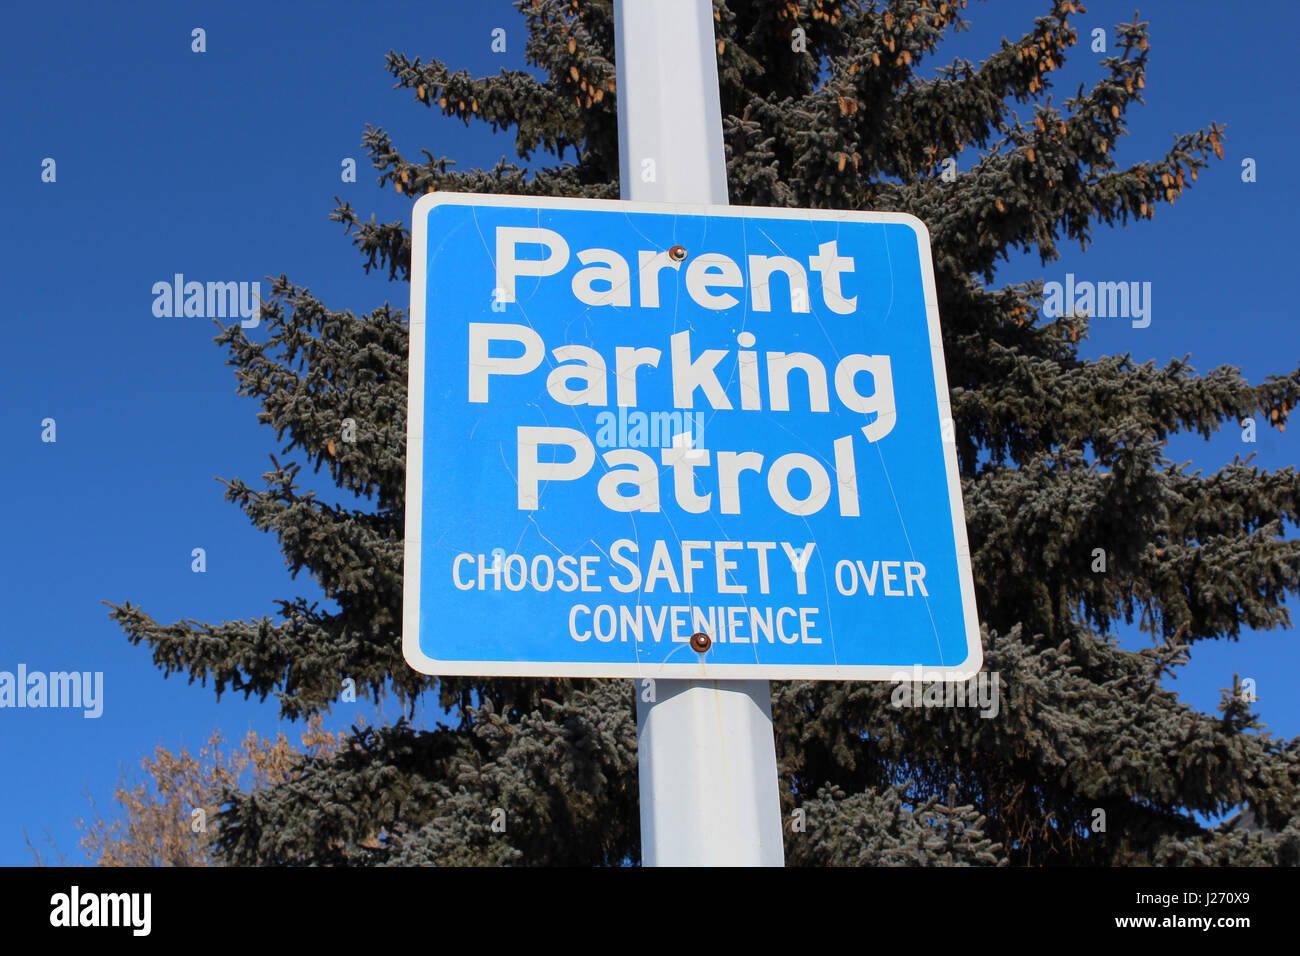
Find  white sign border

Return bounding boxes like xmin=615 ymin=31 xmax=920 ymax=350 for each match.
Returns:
xmin=403 ymin=192 xmax=983 ymax=681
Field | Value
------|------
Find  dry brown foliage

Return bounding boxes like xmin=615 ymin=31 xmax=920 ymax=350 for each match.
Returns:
xmin=75 ymin=714 xmax=347 ymax=867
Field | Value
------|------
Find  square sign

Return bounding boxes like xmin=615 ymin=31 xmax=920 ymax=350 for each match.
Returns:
xmin=404 ymin=193 xmax=981 ymax=680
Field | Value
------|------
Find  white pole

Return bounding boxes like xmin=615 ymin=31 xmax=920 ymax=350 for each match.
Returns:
xmin=614 ymin=0 xmax=785 ymax=867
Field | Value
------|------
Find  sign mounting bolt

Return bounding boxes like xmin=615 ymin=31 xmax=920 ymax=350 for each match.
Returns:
xmin=690 ymin=631 xmax=712 ymax=653
xmin=669 ymin=245 xmax=688 ymax=262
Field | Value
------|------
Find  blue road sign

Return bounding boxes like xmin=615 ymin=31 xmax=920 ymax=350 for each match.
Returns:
xmin=403 ymin=194 xmax=981 ymax=680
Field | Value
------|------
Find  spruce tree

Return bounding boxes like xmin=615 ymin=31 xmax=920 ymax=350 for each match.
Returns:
xmin=107 ymin=0 xmax=1300 ymax=865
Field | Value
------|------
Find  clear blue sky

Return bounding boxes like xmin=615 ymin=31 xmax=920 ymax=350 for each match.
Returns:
xmin=1 ymin=0 xmax=1295 ymax=865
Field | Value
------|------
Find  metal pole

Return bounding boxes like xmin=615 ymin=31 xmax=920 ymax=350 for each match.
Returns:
xmin=614 ymin=0 xmax=785 ymax=867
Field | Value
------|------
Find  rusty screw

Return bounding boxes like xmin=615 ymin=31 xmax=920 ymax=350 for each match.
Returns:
xmin=668 ymin=245 xmax=688 ymax=262
xmin=689 ymin=631 xmax=712 ymax=653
